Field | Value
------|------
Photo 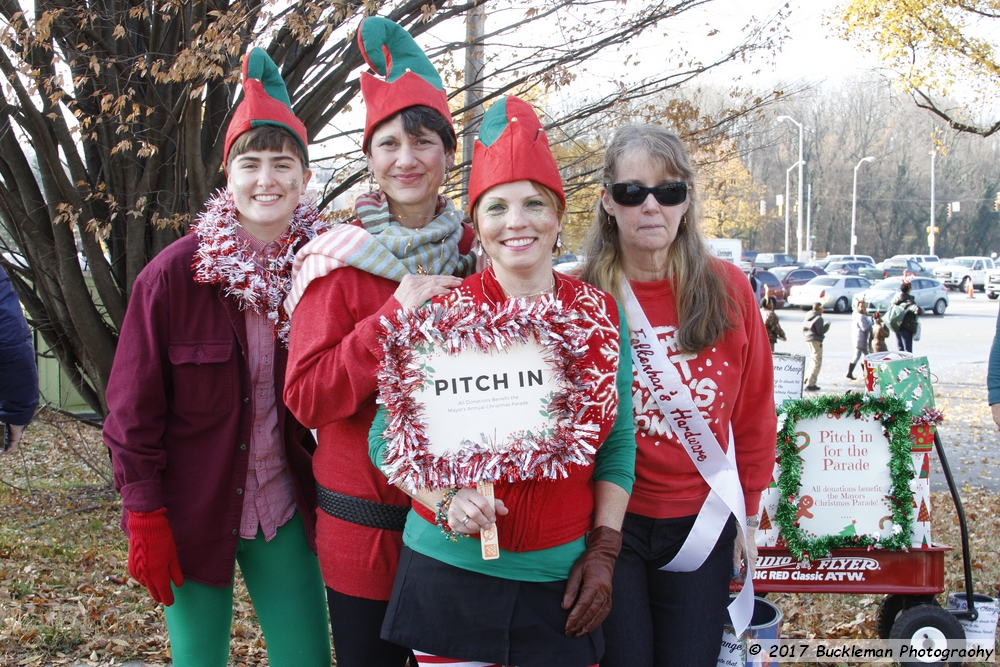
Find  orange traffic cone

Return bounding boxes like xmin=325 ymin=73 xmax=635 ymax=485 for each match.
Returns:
xmin=967 ymin=279 xmax=976 ymax=299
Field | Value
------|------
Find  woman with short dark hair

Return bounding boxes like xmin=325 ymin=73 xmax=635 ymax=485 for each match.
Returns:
xmin=283 ymin=18 xmax=476 ymax=667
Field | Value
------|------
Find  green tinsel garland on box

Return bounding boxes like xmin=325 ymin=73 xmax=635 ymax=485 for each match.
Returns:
xmin=775 ymin=391 xmax=914 ymax=561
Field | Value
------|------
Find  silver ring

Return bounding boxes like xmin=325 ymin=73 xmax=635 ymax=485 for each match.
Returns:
xmin=461 ymin=515 xmax=470 ymax=526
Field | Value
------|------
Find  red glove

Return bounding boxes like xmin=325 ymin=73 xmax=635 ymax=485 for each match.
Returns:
xmin=127 ymin=508 xmax=184 ymax=606
xmin=561 ymin=525 xmax=623 ymax=637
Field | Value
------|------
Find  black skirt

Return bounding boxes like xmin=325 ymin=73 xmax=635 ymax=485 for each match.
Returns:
xmin=381 ymin=547 xmax=603 ymax=667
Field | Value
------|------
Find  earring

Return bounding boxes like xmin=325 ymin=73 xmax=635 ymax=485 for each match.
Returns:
xmin=556 ymin=233 xmax=563 ymax=250
xmin=475 ymin=241 xmax=483 ymax=256
xmin=607 ymin=215 xmax=616 ymax=229
xmin=680 ymin=214 xmax=687 ymax=228
xmin=367 ymin=171 xmax=375 ymax=190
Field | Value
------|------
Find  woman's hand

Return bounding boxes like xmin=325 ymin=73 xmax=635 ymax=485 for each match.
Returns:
xmin=446 ymin=487 xmax=508 ymax=535
xmin=394 ymin=274 xmax=463 ymax=309
xmin=732 ymin=523 xmax=757 ymax=583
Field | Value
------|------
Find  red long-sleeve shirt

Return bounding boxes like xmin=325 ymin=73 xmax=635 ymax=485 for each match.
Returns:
xmin=627 ymin=259 xmax=776 ymax=519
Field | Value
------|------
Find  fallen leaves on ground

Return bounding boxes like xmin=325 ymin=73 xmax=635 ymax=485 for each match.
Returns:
xmin=2 ymin=400 xmax=1000 ymax=666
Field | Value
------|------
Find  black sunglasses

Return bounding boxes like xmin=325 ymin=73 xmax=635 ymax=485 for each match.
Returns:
xmin=606 ymin=181 xmax=688 ymax=207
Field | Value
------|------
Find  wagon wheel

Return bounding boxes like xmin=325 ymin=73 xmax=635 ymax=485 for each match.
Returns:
xmin=889 ymin=604 xmax=965 ymax=666
xmin=875 ymin=594 xmax=936 ymax=639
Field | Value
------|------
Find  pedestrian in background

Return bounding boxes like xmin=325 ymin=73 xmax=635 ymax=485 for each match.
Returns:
xmin=871 ymin=312 xmax=889 ymax=353
xmin=760 ymin=297 xmax=785 ymax=352
xmin=847 ymin=299 xmax=872 ymax=380
xmin=0 ymin=264 xmax=38 ymax=453
xmin=802 ymin=302 xmax=830 ymax=391
xmin=891 ymin=279 xmax=920 ymax=352
xmin=989 ymin=307 xmax=1000 ymax=430
xmin=748 ymin=267 xmax=760 ymax=301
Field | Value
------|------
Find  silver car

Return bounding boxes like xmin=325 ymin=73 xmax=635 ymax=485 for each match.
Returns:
xmin=787 ymin=275 xmax=873 ymax=313
xmin=852 ymin=277 xmax=949 ymax=316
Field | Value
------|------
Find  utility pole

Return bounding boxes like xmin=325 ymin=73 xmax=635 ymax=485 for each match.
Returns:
xmin=806 ymin=183 xmax=812 ymax=257
xmin=461 ymin=5 xmax=486 ymax=209
xmin=929 ymin=151 xmax=936 ymax=256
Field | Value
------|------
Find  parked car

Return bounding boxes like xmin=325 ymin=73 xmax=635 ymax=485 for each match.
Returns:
xmin=986 ymin=268 xmax=1000 ymax=299
xmin=742 ymin=268 xmax=787 ymax=308
xmin=859 ymin=258 xmax=932 ymax=281
xmin=894 ymin=254 xmax=940 ymax=271
xmin=804 ymin=254 xmax=876 ymax=270
xmin=554 ymin=253 xmax=583 ymax=274
xmin=825 ymin=261 xmax=871 ymax=276
xmin=770 ymin=267 xmax=826 ymax=292
xmin=752 ymin=252 xmax=799 ymax=270
xmin=787 ymin=275 xmax=873 ymax=313
xmin=852 ymin=277 xmax=949 ymax=316
xmin=741 ymin=250 xmax=759 ymax=265
xmin=932 ymin=256 xmax=997 ymax=291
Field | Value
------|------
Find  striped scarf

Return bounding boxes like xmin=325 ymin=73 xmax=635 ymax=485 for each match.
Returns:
xmin=284 ymin=190 xmax=476 ymax=316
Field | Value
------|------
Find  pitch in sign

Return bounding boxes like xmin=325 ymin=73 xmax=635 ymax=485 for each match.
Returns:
xmin=416 ymin=339 xmax=557 ymax=457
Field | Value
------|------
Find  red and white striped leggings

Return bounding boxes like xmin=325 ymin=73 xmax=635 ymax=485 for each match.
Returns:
xmin=412 ymin=651 xmax=597 ymax=667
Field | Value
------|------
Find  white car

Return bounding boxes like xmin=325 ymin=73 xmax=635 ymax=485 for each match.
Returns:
xmin=787 ymin=275 xmax=873 ymax=313
xmin=932 ymin=256 xmax=996 ymax=291
xmin=852 ymin=277 xmax=949 ymax=316
xmin=986 ymin=269 xmax=1000 ymax=299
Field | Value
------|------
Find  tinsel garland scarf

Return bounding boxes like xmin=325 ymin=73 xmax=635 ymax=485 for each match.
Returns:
xmin=775 ymin=391 xmax=914 ymax=561
xmin=377 ymin=297 xmax=599 ymax=492
xmin=191 ymin=191 xmax=327 ymax=344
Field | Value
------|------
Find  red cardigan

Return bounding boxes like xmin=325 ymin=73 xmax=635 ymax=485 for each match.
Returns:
xmin=284 ymin=224 xmax=474 ymax=600
xmin=103 ymin=233 xmax=317 ymax=588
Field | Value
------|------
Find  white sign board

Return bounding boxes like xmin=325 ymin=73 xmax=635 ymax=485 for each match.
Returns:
xmin=416 ymin=339 xmax=557 ymax=457
xmin=772 ymin=353 xmax=805 ymax=408
xmin=793 ymin=413 xmax=897 ymax=541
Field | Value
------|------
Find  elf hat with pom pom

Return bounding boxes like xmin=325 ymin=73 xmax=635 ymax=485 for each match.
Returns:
xmin=358 ymin=17 xmax=454 ymax=151
xmin=224 ymin=48 xmax=309 ymax=167
xmin=468 ymin=96 xmax=565 ymax=211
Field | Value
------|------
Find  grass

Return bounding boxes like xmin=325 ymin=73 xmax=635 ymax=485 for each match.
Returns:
xmin=0 ymin=397 xmax=998 ymax=666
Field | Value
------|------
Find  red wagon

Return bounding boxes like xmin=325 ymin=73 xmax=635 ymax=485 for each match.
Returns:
xmin=744 ymin=431 xmax=982 ymax=666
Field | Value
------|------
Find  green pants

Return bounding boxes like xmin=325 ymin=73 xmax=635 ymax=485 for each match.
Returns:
xmin=164 ymin=512 xmax=331 ymax=667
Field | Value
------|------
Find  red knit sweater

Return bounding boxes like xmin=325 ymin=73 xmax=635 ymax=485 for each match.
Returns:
xmin=627 ymin=259 xmax=776 ymax=519
xmin=283 ymin=225 xmax=474 ymax=600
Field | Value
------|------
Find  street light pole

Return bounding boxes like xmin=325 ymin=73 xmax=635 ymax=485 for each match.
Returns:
xmin=850 ymin=156 xmax=875 ymax=256
xmin=785 ymin=160 xmax=805 ymax=255
xmin=930 ymin=151 xmax=937 ymax=256
xmin=777 ymin=116 xmax=804 ymax=259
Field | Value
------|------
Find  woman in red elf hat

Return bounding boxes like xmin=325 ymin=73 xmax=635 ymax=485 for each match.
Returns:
xmin=283 ymin=16 xmax=477 ymax=667
xmin=368 ymin=96 xmax=636 ymax=667
xmin=103 ymin=48 xmax=331 ymax=666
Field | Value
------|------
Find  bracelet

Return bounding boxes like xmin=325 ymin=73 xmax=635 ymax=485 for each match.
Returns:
xmin=746 ymin=517 xmax=760 ymax=528
xmin=434 ymin=488 xmax=465 ymax=542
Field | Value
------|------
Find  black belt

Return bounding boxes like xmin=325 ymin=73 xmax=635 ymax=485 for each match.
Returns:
xmin=316 ymin=484 xmax=409 ymax=532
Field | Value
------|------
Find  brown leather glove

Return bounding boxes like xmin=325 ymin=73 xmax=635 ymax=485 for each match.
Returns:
xmin=561 ymin=525 xmax=623 ymax=637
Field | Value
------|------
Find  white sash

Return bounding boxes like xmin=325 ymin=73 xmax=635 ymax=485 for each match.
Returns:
xmin=621 ymin=280 xmax=754 ymax=635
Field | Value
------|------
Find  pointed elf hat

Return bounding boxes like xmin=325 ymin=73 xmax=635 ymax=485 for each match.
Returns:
xmin=358 ymin=17 xmax=454 ymax=150
xmin=468 ymin=96 xmax=565 ymax=210
xmin=224 ymin=48 xmax=309 ymax=166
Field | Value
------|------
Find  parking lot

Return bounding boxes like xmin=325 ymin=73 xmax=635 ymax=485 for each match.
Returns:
xmin=771 ymin=293 xmax=1000 ymax=491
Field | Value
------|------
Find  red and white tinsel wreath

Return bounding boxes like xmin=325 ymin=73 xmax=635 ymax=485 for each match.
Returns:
xmin=191 ymin=190 xmax=327 ymax=344
xmin=377 ymin=297 xmax=601 ymax=492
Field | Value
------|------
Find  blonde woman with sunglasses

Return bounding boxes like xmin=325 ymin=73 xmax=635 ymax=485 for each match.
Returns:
xmin=580 ymin=125 xmax=776 ymax=667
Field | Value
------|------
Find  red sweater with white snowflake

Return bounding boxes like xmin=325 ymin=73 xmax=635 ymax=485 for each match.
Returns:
xmin=627 ymin=259 xmax=776 ymax=519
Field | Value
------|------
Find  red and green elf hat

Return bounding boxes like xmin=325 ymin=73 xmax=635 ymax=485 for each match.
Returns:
xmin=468 ymin=96 xmax=565 ymax=210
xmin=358 ymin=17 xmax=454 ymax=150
xmin=224 ymin=48 xmax=309 ymax=166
